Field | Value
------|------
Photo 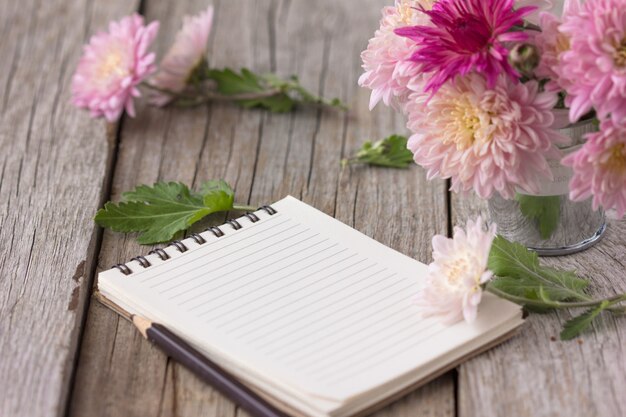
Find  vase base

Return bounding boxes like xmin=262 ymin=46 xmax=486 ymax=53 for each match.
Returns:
xmin=528 ymin=221 xmax=607 ymax=256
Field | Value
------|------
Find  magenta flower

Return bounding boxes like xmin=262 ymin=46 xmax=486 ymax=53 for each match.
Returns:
xmin=562 ymin=120 xmax=626 ymax=219
xmin=71 ymin=14 xmax=159 ymax=121
xmin=359 ymin=1 xmax=432 ymax=110
xmin=404 ymin=74 xmax=567 ymax=199
xmin=395 ymin=0 xmax=535 ymax=94
xmin=416 ymin=216 xmax=496 ymax=324
xmin=558 ymin=0 xmax=626 ymax=124
xmin=150 ymin=6 xmax=214 ymax=106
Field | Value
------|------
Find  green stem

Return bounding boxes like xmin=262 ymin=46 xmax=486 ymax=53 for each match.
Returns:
xmin=232 ymin=204 xmax=257 ymax=212
xmin=487 ymin=286 xmax=626 ymax=310
xmin=141 ymin=82 xmax=281 ymax=103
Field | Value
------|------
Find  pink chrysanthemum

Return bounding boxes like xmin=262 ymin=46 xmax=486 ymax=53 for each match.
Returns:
xmin=517 ymin=0 xmax=555 ymax=25
xmin=530 ymin=0 xmax=580 ymax=92
xmin=71 ymin=14 xmax=159 ymax=122
xmin=395 ymin=0 xmax=535 ymax=94
xmin=416 ymin=216 xmax=496 ymax=324
xmin=358 ymin=1 xmax=433 ymax=110
xmin=405 ymin=74 xmax=567 ymax=199
xmin=150 ymin=6 xmax=214 ymax=106
xmin=558 ymin=0 xmax=626 ymax=124
xmin=562 ymin=120 xmax=626 ymax=218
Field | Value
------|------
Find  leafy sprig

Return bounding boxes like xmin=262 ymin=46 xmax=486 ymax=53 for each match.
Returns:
xmin=144 ymin=67 xmax=346 ymax=112
xmin=342 ymin=135 xmax=414 ymax=169
xmin=95 ymin=180 xmax=255 ymax=244
xmin=486 ymin=236 xmax=626 ymax=339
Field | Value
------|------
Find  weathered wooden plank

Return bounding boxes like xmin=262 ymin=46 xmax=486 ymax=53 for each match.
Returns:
xmin=0 ymin=0 xmax=139 ymax=416
xmin=452 ymin=195 xmax=626 ymax=417
xmin=68 ymin=0 xmax=248 ymax=415
xmin=69 ymin=0 xmax=454 ymax=416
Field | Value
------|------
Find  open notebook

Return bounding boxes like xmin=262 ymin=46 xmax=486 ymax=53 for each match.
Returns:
xmin=97 ymin=196 xmax=524 ymax=417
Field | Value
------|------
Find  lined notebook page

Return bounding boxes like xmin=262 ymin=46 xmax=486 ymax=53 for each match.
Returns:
xmin=98 ymin=196 xmax=522 ymax=405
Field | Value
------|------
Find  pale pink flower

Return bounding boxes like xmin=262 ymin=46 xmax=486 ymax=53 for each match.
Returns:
xmin=558 ymin=0 xmax=626 ymax=124
xmin=150 ymin=6 xmax=214 ymax=106
xmin=71 ymin=14 xmax=159 ymax=122
xmin=405 ymin=74 xmax=567 ymax=199
xmin=562 ymin=120 xmax=626 ymax=218
xmin=416 ymin=216 xmax=497 ymax=324
xmin=517 ymin=0 xmax=555 ymax=25
xmin=358 ymin=1 xmax=432 ymax=110
xmin=530 ymin=0 xmax=580 ymax=91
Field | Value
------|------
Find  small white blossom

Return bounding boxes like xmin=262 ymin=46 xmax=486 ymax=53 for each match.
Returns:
xmin=416 ymin=216 xmax=496 ymax=324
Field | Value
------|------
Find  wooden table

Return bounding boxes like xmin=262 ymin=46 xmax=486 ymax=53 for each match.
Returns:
xmin=1 ymin=0 xmax=625 ymax=416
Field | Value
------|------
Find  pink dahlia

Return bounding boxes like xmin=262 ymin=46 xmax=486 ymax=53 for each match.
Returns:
xmin=71 ymin=14 xmax=159 ymax=121
xmin=416 ymin=216 xmax=496 ymax=324
xmin=558 ymin=0 xmax=626 ymax=124
xmin=562 ymin=120 xmax=626 ymax=218
xmin=405 ymin=74 xmax=567 ymax=199
xmin=150 ymin=6 xmax=214 ymax=106
xmin=395 ymin=0 xmax=535 ymax=94
xmin=358 ymin=1 xmax=432 ymax=110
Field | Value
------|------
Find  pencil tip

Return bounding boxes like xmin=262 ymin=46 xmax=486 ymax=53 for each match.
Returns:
xmin=132 ymin=315 xmax=152 ymax=339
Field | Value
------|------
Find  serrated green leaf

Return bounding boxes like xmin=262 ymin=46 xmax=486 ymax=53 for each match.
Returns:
xmin=206 ymin=68 xmax=345 ymax=112
xmin=487 ymin=235 xmax=589 ymax=303
xmin=560 ymin=301 xmax=609 ymax=340
xmin=240 ymin=94 xmax=295 ymax=113
xmin=121 ymin=182 xmax=202 ymax=204
xmin=200 ymin=179 xmax=235 ymax=210
xmin=515 ymin=194 xmax=560 ymax=239
xmin=207 ymin=68 xmax=295 ymax=112
xmin=343 ymin=135 xmax=414 ymax=169
xmin=261 ymin=72 xmax=346 ymax=110
xmin=94 ymin=181 xmax=235 ymax=245
xmin=207 ymin=68 xmax=265 ymax=95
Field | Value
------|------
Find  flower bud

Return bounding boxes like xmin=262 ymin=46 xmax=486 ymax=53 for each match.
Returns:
xmin=509 ymin=43 xmax=540 ymax=77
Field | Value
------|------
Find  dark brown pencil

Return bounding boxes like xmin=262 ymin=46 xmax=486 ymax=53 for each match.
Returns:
xmin=132 ymin=315 xmax=291 ymax=417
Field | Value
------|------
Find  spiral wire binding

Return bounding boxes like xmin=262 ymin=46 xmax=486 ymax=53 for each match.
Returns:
xmin=226 ymin=219 xmax=242 ymax=230
xmin=206 ymin=226 xmax=224 ymax=237
xmin=149 ymin=248 xmax=170 ymax=261
xmin=169 ymin=240 xmax=188 ymax=253
xmin=111 ymin=205 xmax=277 ymax=275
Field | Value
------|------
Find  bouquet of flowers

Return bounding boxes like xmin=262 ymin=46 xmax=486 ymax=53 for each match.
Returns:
xmin=359 ymin=0 xmax=626 ymax=219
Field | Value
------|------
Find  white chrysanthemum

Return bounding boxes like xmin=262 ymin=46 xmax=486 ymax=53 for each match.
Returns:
xmin=416 ymin=216 xmax=497 ymax=324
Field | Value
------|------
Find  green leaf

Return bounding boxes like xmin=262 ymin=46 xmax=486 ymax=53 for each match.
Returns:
xmin=560 ymin=301 xmax=609 ymax=340
xmin=206 ymin=68 xmax=346 ymax=112
xmin=262 ymin=73 xmax=347 ymax=110
xmin=515 ymin=194 xmax=560 ymax=239
xmin=207 ymin=68 xmax=265 ymax=95
xmin=342 ymin=135 xmax=414 ymax=169
xmin=487 ymin=235 xmax=589 ymax=303
xmin=240 ymin=93 xmax=295 ymax=113
xmin=199 ymin=179 xmax=235 ymax=211
xmin=94 ymin=181 xmax=235 ymax=245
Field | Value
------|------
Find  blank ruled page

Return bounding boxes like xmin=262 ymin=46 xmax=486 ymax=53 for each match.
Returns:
xmin=98 ymin=196 xmax=523 ymax=410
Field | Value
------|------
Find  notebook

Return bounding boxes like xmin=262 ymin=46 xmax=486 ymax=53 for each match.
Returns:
xmin=97 ymin=196 xmax=524 ymax=417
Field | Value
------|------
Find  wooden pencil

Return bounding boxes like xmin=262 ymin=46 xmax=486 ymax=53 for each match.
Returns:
xmin=132 ymin=315 xmax=290 ymax=417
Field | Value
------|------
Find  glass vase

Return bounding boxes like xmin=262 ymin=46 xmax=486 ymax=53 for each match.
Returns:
xmin=487 ymin=116 xmax=606 ymax=256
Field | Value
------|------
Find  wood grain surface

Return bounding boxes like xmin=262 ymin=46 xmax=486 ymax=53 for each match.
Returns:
xmin=68 ymin=1 xmax=452 ymax=416
xmin=1 ymin=0 xmax=624 ymax=416
xmin=0 ymin=0 xmax=138 ymax=416
xmin=452 ymin=195 xmax=626 ymax=417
